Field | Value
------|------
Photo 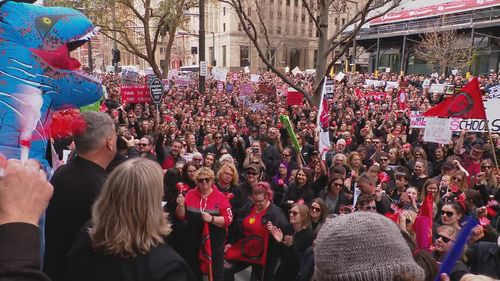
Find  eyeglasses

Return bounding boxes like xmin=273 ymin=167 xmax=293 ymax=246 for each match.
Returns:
xmin=379 ymin=158 xmax=389 ymax=162
xmin=373 ymin=141 xmax=380 ymax=144
xmin=310 ymin=206 xmax=321 ymax=213
xmin=138 ymin=143 xmax=148 ymax=147
xmin=441 ymin=210 xmax=455 ymax=217
xmin=214 ymin=136 xmax=222 ymax=139
xmin=197 ymin=178 xmax=211 ymax=183
xmin=282 ymin=154 xmax=291 ymax=157
xmin=289 ymin=210 xmax=299 ymax=216
xmin=332 ymin=183 xmax=343 ymax=188
xmin=436 ymin=234 xmax=454 ymax=243
xmin=247 ymin=171 xmax=259 ymax=176
xmin=193 ymin=158 xmax=202 ymax=161
xmin=452 ymin=177 xmax=463 ymax=182
xmin=482 ymin=165 xmax=492 ymax=169
xmin=365 ymin=141 xmax=372 ymax=144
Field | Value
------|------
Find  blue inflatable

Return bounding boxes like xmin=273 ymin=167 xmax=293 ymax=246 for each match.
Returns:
xmin=0 ymin=0 xmax=102 ymax=167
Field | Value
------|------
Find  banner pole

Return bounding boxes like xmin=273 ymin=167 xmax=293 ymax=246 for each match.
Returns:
xmin=485 ymin=121 xmax=499 ymax=169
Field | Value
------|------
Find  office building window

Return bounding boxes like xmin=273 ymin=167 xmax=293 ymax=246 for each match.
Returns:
xmin=240 ymin=46 xmax=249 ymax=67
xmin=277 ymin=26 xmax=281 ymax=34
xmin=278 ymin=12 xmax=282 ymax=19
xmin=294 ymin=0 xmax=298 ymax=6
xmin=223 ymin=23 xmax=226 ymax=32
xmin=223 ymin=7 xmax=226 ymax=15
xmin=286 ymin=0 xmax=290 ymax=6
xmin=222 ymin=45 xmax=226 ymax=67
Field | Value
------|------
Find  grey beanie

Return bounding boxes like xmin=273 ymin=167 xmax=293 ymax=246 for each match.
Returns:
xmin=314 ymin=212 xmax=425 ymax=281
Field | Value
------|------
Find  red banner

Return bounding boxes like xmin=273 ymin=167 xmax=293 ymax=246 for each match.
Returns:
xmin=225 ymin=227 xmax=269 ymax=266
xmin=120 ymin=84 xmax=152 ymax=103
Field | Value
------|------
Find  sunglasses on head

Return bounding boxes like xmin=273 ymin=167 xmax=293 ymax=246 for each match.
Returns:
xmin=197 ymin=178 xmax=211 ymax=183
xmin=441 ymin=210 xmax=455 ymax=217
xmin=436 ymin=234 xmax=454 ymax=243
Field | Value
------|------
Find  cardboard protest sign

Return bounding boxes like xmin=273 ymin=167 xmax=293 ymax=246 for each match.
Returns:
xmin=424 ymin=117 xmax=452 ymax=144
xmin=240 ymin=83 xmax=254 ymax=96
xmin=250 ymin=74 xmax=260 ymax=83
xmin=212 ymin=68 xmax=228 ymax=82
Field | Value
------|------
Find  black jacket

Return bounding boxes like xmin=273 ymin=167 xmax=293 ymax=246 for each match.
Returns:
xmin=67 ymin=225 xmax=196 ymax=281
xmin=281 ymin=182 xmax=315 ymax=210
xmin=319 ymin=190 xmax=352 ymax=214
xmin=44 ymin=156 xmax=108 ymax=281
xmin=467 ymin=241 xmax=500 ymax=279
xmin=0 ymin=223 xmax=50 ymax=281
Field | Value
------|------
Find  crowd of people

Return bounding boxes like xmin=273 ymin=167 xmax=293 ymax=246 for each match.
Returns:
xmin=1 ymin=69 xmax=500 ymax=281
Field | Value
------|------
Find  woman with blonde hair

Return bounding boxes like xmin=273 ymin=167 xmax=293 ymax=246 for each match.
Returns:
xmin=215 ymin=163 xmax=241 ymax=243
xmin=67 ymin=158 xmax=194 ymax=281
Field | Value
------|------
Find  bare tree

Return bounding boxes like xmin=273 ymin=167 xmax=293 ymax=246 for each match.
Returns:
xmin=414 ymin=26 xmax=473 ymax=76
xmin=220 ymin=0 xmax=402 ymax=106
xmin=46 ymin=0 xmax=196 ymax=78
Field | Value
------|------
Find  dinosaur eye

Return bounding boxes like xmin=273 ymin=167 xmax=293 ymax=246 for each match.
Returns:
xmin=42 ymin=17 xmax=52 ymax=25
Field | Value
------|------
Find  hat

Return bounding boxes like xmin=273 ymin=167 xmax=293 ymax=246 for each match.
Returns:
xmin=246 ymin=164 xmax=261 ymax=172
xmin=314 ymin=212 xmax=425 ymax=281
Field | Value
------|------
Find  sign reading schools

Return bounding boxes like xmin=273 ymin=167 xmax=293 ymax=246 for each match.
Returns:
xmin=149 ymin=78 xmax=164 ymax=105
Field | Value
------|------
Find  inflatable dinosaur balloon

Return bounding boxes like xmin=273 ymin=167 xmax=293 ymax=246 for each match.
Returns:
xmin=0 ymin=0 xmax=103 ymax=167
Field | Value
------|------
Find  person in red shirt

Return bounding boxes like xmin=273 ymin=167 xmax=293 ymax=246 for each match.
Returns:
xmin=176 ymin=167 xmax=232 ymax=281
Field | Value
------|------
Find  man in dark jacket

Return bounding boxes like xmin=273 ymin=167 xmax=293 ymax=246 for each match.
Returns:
xmin=467 ymin=240 xmax=500 ymax=279
xmin=44 ymin=112 xmax=117 ymax=281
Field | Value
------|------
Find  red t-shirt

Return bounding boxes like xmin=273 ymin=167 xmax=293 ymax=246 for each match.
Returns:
xmin=242 ymin=206 xmax=268 ymax=236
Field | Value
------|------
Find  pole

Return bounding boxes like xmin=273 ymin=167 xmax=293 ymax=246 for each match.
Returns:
xmin=467 ymin=25 xmax=475 ymax=79
xmin=199 ymin=0 xmax=206 ymax=94
xmin=212 ymin=32 xmax=215 ymax=65
xmin=400 ymin=35 xmax=406 ymax=76
xmin=87 ymin=40 xmax=93 ymax=72
xmin=352 ymin=38 xmax=357 ymax=73
xmin=375 ymin=37 xmax=380 ymax=77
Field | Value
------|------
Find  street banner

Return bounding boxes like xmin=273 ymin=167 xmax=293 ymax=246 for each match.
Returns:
xmin=365 ymin=79 xmax=385 ymax=88
xmin=423 ymin=117 xmax=452 ymax=144
xmin=120 ymin=84 xmax=152 ymax=103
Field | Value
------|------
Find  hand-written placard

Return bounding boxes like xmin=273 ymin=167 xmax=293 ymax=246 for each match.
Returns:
xmin=423 ymin=117 xmax=452 ymax=144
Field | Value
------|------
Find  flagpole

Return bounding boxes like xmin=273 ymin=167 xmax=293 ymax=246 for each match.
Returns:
xmin=208 ymin=262 xmax=213 ymax=281
xmin=485 ymin=121 xmax=499 ymax=169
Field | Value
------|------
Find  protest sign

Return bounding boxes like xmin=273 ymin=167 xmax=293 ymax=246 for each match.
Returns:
xmin=244 ymin=66 xmax=250 ymax=73
xmin=291 ymin=66 xmax=302 ymax=76
xmin=424 ymin=117 xmax=452 ymax=144
xmin=149 ymin=78 xmax=165 ymax=105
xmin=121 ymin=68 xmax=140 ymax=84
xmin=365 ymin=79 xmax=385 ymax=88
xmin=429 ymin=83 xmax=446 ymax=93
xmin=120 ymin=84 xmax=152 ymax=103
xmin=167 ymin=69 xmax=179 ymax=80
xmin=487 ymin=84 xmax=500 ymax=99
xmin=240 ymin=83 xmax=254 ymax=96
xmin=250 ymin=74 xmax=260 ymax=83
xmin=410 ymin=111 xmax=427 ymax=128
xmin=334 ymin=72 xmax=345 ymax=82
xmin=217 ymin=82 xmax=224 ymax=93
xmin=325 ymin=79 xmax=334 ymax=99
xmin=286 ymin=88 xmax=303 ymax=106
xmin=385 ymin=81 xmax=399 ymax=91
xmin=212 ymin=68 xmax=228 ymax=82
xmin=174 ymin=77 xmax=192 ymax=87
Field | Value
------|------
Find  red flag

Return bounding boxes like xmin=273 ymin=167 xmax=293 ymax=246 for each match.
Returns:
xmin=199 ymin=222 xmax=212 ymax=275
xmin=225 ymin=223 xmax=269 ymax=266
xmin=413 ymin=193 xmax=434 ymax=250
xmin=422 ymin=78 xmax=486 ymax=119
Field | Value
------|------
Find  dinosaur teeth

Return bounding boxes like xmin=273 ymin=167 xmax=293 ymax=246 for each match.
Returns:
xmin=78 ymin=27 xmax=101 ymax=41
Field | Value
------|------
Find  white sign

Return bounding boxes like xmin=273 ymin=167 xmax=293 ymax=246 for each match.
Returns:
xmin=291 ymin=66 xmax=302 ymax=76
xmin=429 ymin=83 xmax=446 ymax=93
xmin=334 ymin=71 xmax=345 ymax=82
xmin=244 ymin=66 xmax=250 ymax=73
xmin=452 ymin=69 xmax=459 ymax=75
xmin=424 ymin=117 xmax=452 ymax=144
xmin=385 ymin=81 xmax=399 ymax=91
xmin=167 ymin=69 xmax=179 ymax=80
xmin=385 ymin=68 xmax=391 ymax=73
xmin=212 ymin=67 xmax=227 ymax=82
xmin=365 ymin=79 xmax=385 ymax=88
xmin=250 ymin=74 xmax=260 ymax=83
xmin=487 ymin=84 xmax=500 ymax=99
xmin=199 ymin=61 xmax=208 ymax=77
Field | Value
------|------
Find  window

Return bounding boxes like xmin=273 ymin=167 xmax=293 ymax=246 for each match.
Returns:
xmin=314 ymin=49 xmax=318 ymax=67
xmin=223 ymin=23 xmax=226 ymax=32
xmin=335 ymin=17 xmax=338 ymax=25
xmin=294 ymin=0 xmax=298 ymax=6
xmin=209 ymin=47 xmax=215 ymax=65
xmin=222 ymin=45 xmax=226 ymax=67
xmin=270 ymin=11 xmax=274 ymax=19
xmin=240 ymin=46 xmax=249 ymax=67
xmin=294 ymin=13 xmax=298 ymax=21
xmin=308 ymin=28 xmax=312 ymax=37
xmin=301 ymin=14 xmax=305 ymax=23
xmin=342 ymin=18 xmax=345 ymax=25
xmin=278 ymin=11 xmax=282 ymax=19
xmin=160 ymin=47 xmax=164 ymax=54
xmin=223 ymin=7 xmax=226 ymax=15
xmin=286 ymin=0 xmax=290 ymax=6
xmin=277 ymin=26 xmax=281 ymax=34
xmin=278 ymin=0 xmax=282 ymax=5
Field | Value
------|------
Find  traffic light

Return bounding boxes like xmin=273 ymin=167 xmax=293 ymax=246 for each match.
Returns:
xmin=112 ymin=48 xmax=121 ymax=64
